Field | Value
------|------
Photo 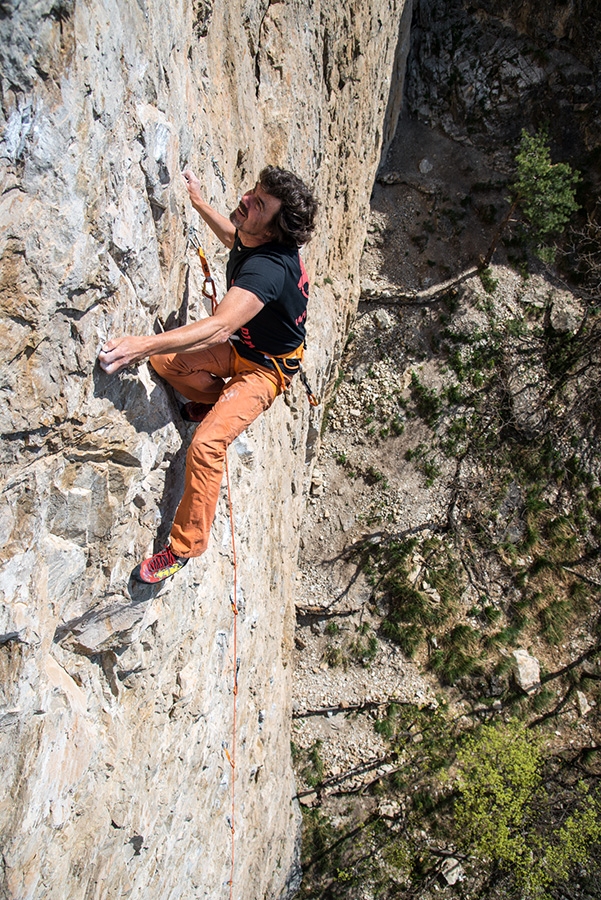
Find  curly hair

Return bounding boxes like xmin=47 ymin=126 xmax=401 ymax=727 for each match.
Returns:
xmin=259 ymin=166 xmax=318 ymax=248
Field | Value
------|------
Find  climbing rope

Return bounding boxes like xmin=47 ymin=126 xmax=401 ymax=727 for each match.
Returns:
xmin=186 ymin=225 xmax=319 ymax=897
xmin=187 ymin=226 xmax=218 ymax=312
xmin=224 ymin=456 xmax=238 ymax=900
xmin=188 ymin=226 xmax=238 ymax=897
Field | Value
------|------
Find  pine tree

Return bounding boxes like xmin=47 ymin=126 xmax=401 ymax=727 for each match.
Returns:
xmin=482 ymin=129 xmax=580 ymax=267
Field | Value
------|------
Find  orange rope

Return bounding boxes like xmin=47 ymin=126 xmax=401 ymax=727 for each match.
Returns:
xmin=190 ymin=231 xmax=239 ymax=898
xmin=225 ymin=451 xmax=238 ymax=899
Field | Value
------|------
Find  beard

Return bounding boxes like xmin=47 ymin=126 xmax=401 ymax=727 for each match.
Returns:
xmin=229 ymin=201 xmax=247 ymax=230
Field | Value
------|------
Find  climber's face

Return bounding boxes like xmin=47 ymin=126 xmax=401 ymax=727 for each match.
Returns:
xmin=230 ymin=182 xmax=282 ymax=247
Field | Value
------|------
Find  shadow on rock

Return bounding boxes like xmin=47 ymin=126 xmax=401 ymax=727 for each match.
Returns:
xmin=93 ymin=356 xmax=197 ymax=554
xmin=53 ymin=588 xmax=161 ymax=654
xmin=92 ymin=362 xmax=181 ymax=436
xmin=127 ymin=567 xmax=168 ymax=603
xmin=154 ymin=420 xmax=195 ymax=549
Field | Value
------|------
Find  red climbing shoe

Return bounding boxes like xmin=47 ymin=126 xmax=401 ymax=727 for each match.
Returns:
xmin=181 ymin=401 xmax=213 ymax=423
xmin=137 ymin=546 xmax=189 ymax=583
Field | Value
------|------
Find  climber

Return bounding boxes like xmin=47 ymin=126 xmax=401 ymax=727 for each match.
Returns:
xmin=98 ymin=165 xmax=318 ymax=583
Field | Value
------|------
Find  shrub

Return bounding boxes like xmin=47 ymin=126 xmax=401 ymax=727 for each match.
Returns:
xmin=454 ymin=721 xmax=601 ymax=898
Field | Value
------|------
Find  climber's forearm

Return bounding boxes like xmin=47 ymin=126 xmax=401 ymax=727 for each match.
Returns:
xmin=98 ymin=287 xmax=264 ymax=374
xmin=191 ymin=197 xmax=236 ymax=249
xmin=98 ymin=319 xmax=226 ymax=374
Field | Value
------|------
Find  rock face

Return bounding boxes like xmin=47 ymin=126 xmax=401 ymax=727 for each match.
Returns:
xmin=406 ymin=0 xmax=601 ymax=170
xmin=0 ymin=2 xmax=408 ymax=898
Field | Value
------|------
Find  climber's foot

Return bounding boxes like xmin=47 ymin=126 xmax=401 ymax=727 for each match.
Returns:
xmin=180 ymin=401 xmax=213 ymax=424
xmin=136 ymin=546 xmax=189 ymax=584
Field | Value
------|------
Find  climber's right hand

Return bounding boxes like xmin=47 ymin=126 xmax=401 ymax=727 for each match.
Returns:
xmin=181 ymin=168 xmax=236 ymax=249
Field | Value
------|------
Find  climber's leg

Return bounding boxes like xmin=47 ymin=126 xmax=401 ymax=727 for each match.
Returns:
xmin=149 ymin=343 xmax=235 ymax=405
xmin=169 ymin=362 xmax=279 ymax=558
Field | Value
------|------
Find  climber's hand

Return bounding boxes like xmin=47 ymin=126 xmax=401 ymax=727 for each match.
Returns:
xmin=181 ymin=168 xmax=236 ymax=249
xmin=98 ymin=336 xmax=150 ymax=374
xmin=182 ymin=168 xmax=203 ymax=205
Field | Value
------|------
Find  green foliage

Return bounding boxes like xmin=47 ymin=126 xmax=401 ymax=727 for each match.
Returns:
xmin=390 ymin=415 xmax=405 ymax=436
xmin=382 ymin=621 xmax=425 ymax=658
xmin=405 ymin=442 xmax=442 ymax=486
xmin=365 ymin=537 xmax=466 ymax=669
xmin=455 ymin=721 xmax=601 ymax=897
xmin=481 ymin=604 xmax=501 ymax=625
xmin=513 ymin=129 xmax=580 ymax=243
xmin=300 ymin=807 xmax=337 ymax=875
xmin=300 ymin=740 xmax=325 ymax=788
xmin=382 ymin=839 xmax=414 ymax=878
xmin=429 ymin=624 xmax=480 ymax=684
xmin=455 ymin=721 xmax=541 ymax=863
xmin=348 ymin=633 xmax=379 ymax=667
xmin=481 ymin=128 xmax=580 ymax=266
xmin=365 ymin=465 xmax=388 ymax=489
xmin=539 ymin=598 xmax=573 ymax=645
xmin=479 ymin=266 xmax=498 ymax=293
xmin=410 ymin=372 xmax=442 ymax=426
xmin=373 ymin=701 xmax=401 ymax=740
xmin=324 ymin=644 xmax=345 ymax=668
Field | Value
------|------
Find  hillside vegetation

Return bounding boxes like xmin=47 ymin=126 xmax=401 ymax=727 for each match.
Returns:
xmin=292 ymin=7 xmax=601 ymax=892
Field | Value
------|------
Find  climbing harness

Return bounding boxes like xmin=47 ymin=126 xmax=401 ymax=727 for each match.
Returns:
xmin=187 ymin=225 xmax=320 ymax=406
xmin=261 ymin=345 xmax=320 ymax=406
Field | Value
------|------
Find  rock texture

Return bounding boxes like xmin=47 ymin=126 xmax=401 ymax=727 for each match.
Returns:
xmin=406 ymin=0 xmax=601 ymax=172
xmin=0 ymin=1 xmax=408 ymax=898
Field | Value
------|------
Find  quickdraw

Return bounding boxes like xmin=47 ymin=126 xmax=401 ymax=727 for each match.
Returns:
xmin=262 ymin=349 xmax=320 ymax=407
xmin=299 ymin=365 xmax=320 ymax=407
xmin=187 ymin=226 xmax=218 ymax=313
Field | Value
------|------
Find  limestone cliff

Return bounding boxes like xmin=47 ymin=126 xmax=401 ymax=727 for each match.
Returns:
xmin=0 ymin=1 xmax=407 ymax=897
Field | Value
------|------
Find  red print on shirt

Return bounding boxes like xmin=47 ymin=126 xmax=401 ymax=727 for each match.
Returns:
xmin=298 ymin=256 xmax=309 ymax=299
xmin=240 ymin=326 xmax=255 ymax=348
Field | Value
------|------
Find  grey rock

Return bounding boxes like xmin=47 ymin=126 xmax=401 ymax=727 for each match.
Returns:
xmin=0 ymin=0 xmax=408 ymax=896
xmin=373 ymin=309 xmax=394 ymax=330
xmin=549 ymin=292 xmax=585 ymax=334
xmin=576 ymin=690 xmax=593 ymax=717
xmin=513 ymin=649 xmax=541 ymax=693
xmin=377 ymin=170 xmax=403 ymax=184
xmin=441 ymin=857 xmax=464 ymax=885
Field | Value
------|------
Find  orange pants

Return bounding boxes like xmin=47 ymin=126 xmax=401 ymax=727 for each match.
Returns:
xmin=150 ymin=342 xmax=281 ymax=557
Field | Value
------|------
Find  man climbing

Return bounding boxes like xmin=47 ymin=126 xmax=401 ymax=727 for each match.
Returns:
xmin=98 ymin=166 xmax=318 ymax=583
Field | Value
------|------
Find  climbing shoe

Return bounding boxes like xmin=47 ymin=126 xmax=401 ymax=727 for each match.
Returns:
xmin=180 ymin=401 xmax=213 ymax=423
xmin=137 ymin=546 xmax=189 ymax=584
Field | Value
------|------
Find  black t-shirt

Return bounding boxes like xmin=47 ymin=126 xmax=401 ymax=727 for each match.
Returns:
xmin=226 ymin=234 xmax=309 ymax=370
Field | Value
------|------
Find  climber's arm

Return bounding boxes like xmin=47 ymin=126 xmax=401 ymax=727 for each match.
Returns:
xmin=182 ymin=169 xmax=236 ymax=249
xmin=98 ymin=287 xmax=263 ymax=374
